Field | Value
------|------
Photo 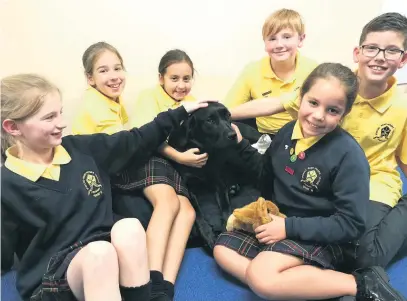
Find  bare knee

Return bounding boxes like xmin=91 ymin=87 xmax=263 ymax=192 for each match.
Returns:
xmin=213 ymin=245 xmax=225 ymax=261
xmin=146 ymin=187 xmax=181 ymax=217
xmin=111 ymin=218 xmax=147 ymax=252
xmin=178 ymin=197 xmax=196 ymax=225
xmin=83 ymin=241 xmax=118 ymax=269
xmin=246 ymin=259 xmax=279 ymax=299
xmin=213 ymin=245 xmax=232 ymax=265
xmin=157 ymin=195 xmax=180 ymax=217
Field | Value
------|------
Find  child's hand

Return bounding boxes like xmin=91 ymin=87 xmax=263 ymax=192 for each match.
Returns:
xmin=182 ymin=100 xmax=218 ymax=114
xmin=231 ymin=123 xmax=243 ymax=143
xmin=255 ymin=214 xmax=286 ymax=244
xmin=177 ymin=148 xmax=208 ymax=168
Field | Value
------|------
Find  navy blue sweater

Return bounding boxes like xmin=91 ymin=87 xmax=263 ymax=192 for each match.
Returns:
xmin=1 ymin=107 xmax=188 ymax=301
xmin=235 ymin=121 xmax=370 ymax=244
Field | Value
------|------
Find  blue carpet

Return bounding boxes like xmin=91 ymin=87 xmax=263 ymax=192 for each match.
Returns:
xmin=2 ymin=250 xmax=406 ymax=301
xmin=2 ymin=169 xmax=406 ymax=301
xmin=175 ymin=248 xmax=407 ymax=301
xmin=175 ymin=248 xmax=265 ymax=301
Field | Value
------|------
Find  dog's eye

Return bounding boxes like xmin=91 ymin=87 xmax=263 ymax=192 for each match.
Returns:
xmin=207 ymin=118 xmax=215 ymax=124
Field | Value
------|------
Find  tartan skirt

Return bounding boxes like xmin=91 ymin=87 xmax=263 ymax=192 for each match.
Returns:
xmin=113 ymin=156 xmax=190 ymax=198
xmin=215 ymin=230 xmax=348 ymax=270
xmin=30 ymin=232 xmax=110 ymax=301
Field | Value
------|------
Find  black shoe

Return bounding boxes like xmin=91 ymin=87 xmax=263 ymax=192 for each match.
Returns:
xmin=150 ymin=271 xmax=170 ymax=301
xmin=163 ymin=280 xmax=174 ymax=301
xmin=150 ymin=292 xmax=171 ymax=301
xmin=339 ymin=296 xmax=357 ymax=301
xmin=353 ymin=266 xmax=406 ymax=301
xmin=314 ymin=295 xmax=356 ymax=301
xmin=150 ymin=281 xmax=174 ymax=301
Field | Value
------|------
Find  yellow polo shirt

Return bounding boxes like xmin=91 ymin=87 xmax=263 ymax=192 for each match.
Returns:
xmin=72 ymin=87 xmax=129 ymax=135
xmin=4 ymin=145 xmax=71 ymax=182
xmin=284 ymin=76 xmax=407 ymax=207
xmin=131 ymin=85 xmax=195 ymax=128
xmin=223 ymin=54 xmax=317 ymax=135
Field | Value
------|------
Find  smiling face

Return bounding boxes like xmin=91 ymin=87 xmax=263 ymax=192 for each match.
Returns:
xmin=298 ymin=77 xmax=347 ymax=138
xmin=87 ymin=50 xmax=126 ymax=101
xmin=14 ymin=90 xmax=66 ymax=152
xmin=159 ymin=61 xmax=193 ymax=101
xmin=354 ymin=30 xmax=407 ymax=85
xmin=264 ymin=27 xmax=304 ymax=63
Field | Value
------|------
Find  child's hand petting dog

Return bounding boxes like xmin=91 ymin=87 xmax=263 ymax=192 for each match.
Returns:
xmin=182 ymin=99 xmax=218 ymax=114
xmin=177 ymin=148 xmax=208 ymax=168
xmin=231 ymin=123 xmax=243 ymax=143
xmin=255 ymin=215 xmax=286 ymax=244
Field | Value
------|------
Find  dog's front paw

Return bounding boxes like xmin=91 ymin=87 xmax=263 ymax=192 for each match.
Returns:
xmin=228 ymin=184 xmax=240 ymax=197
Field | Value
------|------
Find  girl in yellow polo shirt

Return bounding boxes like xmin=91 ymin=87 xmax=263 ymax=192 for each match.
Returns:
xmin=72 ymin=42 xmax=128 ymax=135
xmin=130 ymin=49 xmax=205 ymax=300
xmin=73 ymin=45 xmax=198 ymax=300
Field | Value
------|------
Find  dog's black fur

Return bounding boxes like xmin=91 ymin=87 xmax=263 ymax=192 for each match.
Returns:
xmin=168 ymin=102 xmax=256 ymax=251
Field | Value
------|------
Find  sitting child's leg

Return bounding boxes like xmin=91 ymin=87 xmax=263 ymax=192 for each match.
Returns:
xmin=144 ymin=185 xmax=190 ymax=300
xmin=214 ymin=245 xmax=252 ymax=283
xmin=110 ymin=218 xmax=151 ymax=301
xmin=214 ymin=230 xmax=261 ymax=283
xmin=67 ymin=241 xmax=122 ymax=301
xmin=66 ymin=218 xmax=151 ymax=301
xmin=144 ymin=184 xmax=181 ymax=272
xmin=246 ymin=250 xmax=405 ymax=301
xmin=118 ymin=156 xmax=193 ymax=300
xmin=357 ymin=195 xmax=407 ymax=268
xmin=246 ymin=251 xmax=356 ymax=300
xmin=162 ymin=195 xmax=196 ymax=284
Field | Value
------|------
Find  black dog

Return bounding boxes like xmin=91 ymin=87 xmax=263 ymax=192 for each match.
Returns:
xmin=169 ymin=103 xmax=237 ymax=152
xmin=168 ymin=102 xmax=250 ymax=250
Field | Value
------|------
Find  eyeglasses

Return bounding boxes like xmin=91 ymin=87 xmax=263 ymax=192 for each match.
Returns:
xmin=360 ymin=45 xmax=405 ymax=61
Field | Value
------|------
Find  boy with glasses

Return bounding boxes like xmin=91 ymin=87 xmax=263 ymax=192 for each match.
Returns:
xmin=359 ymin=45 xmax=405 ymax=61
xmin=228 ymin=12 xmax=407 ymax=269
xmin=344 ymin=12 xmax=407 ymax=269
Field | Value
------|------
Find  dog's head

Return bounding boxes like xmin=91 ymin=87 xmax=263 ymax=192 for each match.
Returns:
xmin=169 ymin=102 xmax=238 ymax=152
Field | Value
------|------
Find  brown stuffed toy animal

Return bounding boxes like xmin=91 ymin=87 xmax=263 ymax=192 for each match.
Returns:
xmin=226 ymin=197 xmax=286 ymax=233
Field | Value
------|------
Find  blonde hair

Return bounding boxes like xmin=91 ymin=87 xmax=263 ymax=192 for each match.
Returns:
xmin=262 ymin=9 xmax=305 ymax=40
xmin=1 ymin=74 xmax=60 ymax=157
xmin=82 ymin=41 xmax=125 ymax=76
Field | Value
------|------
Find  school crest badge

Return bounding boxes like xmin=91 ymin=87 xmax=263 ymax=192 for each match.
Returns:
xmin=82 ymin=171 xmax=103 ymax=197
xmin=301 ymin=167 xmax=321 ymax=192
xmin=374 ymin=123 xmax=395 ymax=142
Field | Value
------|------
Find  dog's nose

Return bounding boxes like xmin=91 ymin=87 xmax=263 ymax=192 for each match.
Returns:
xmin=227 ymin=132 xmax=237 ymax=140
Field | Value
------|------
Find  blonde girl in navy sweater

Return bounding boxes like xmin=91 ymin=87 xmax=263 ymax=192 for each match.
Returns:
xmin=1 ymin=73 xmax=211 ymax=301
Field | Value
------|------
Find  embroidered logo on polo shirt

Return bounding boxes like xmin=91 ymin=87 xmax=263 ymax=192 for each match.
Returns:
xmin=300 ymin=167 xmax=321 ymax=192
xmin=373 ymin=123 xmax=395 ymax=142
xmin=82 ymin=171 xmax=103 ymax=197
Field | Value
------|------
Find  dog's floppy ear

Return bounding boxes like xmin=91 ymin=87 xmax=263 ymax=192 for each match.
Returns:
xmin=168 ymin=115 xmax=196 ymax=150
